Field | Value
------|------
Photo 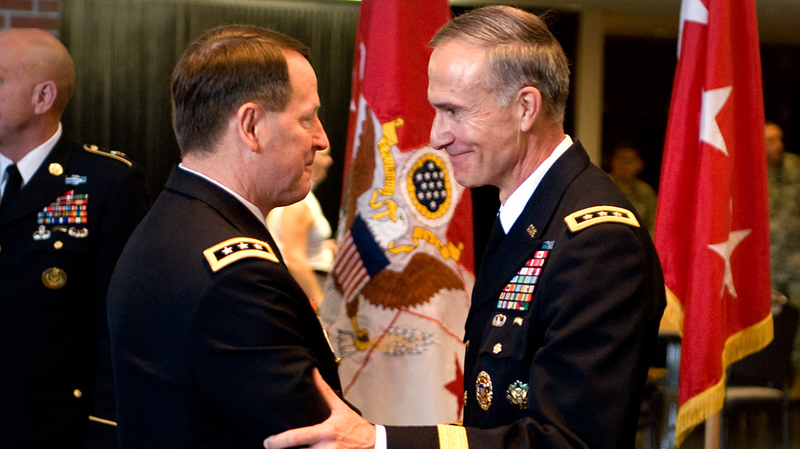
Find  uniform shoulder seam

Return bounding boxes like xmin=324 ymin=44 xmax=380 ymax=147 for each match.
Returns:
xmin=83 ymin=144 xmax=133 ymax=167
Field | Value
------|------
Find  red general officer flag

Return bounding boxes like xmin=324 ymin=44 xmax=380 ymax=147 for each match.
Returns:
xmin=318 ymin=0 xmax=475 ymax=425
xmin=654 ymin=0 xmax=772 ymax=444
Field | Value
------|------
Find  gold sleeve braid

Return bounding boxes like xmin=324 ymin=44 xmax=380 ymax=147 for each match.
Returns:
xmin=436 ymin=424 xmax=468 ymax=449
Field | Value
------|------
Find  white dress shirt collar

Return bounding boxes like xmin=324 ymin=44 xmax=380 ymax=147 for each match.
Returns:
xmin=498 ymin=135 xmax=573 ymax=233
xmin=1 ymin=123 xmax=63 ymax=195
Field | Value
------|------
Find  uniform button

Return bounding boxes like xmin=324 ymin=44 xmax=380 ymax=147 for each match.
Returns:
xmin=73 ymin=389 xmax=82 ymax=398
xmin=493 ymin=343 xmax=503 ymax=354
xmin=465 ymin=340 xmax=470 ymax=350
xmin=0 ymin=244 xmax=2 ymax=253
xmin=54 ymin=241 xmax=63 ymax=250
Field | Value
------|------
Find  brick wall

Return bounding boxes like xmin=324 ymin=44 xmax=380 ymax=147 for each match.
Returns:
xmin=0 ymin=0 xmax=60 ymax=34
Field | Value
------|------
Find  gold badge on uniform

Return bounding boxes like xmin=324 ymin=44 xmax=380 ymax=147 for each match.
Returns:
xmin=506 ymin=381 xmax=529 ymax=409
xmin=476 ymin=371 xmax=493 ymax=411
xmin=49 ymin=163 xmax=63 ymax=176
xmin=527 ymin=224 xmax=537 ymax=238
xmin=42 ymin=267 xmax=67 ymax=289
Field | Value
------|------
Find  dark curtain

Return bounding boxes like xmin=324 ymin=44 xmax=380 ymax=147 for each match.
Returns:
xmin=61 ymin=1 xmax=579 ymax=264
xmin=61 ymin=0 xmax=359 ymax=219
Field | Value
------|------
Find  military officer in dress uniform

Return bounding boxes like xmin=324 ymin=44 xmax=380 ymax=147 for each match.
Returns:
xmin=0 ymin=28 xmax=150 ymax=449
xmin=264 ymin=6 xmax=666 ymax=449
xmin=107 ymin=25 xmax=347 ymax=449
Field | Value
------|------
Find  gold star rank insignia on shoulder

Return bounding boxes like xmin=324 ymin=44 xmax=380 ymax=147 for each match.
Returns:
xmin=203 ymin=237 xmax=279 ymax=272
xmin=564 ymin=205 xmax=640 ymax=232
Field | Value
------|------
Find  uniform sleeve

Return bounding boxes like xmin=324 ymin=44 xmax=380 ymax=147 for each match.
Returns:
xmin=87 ymin=164 xmax=150 ymax=434
xmin=190 ymin=258 xmax=334 ymax=437
xmin=386 ymin=222 xmax=664 ymax=449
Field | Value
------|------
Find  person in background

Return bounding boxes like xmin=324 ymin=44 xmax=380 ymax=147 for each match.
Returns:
xmin=107 ymin=25 xmax=351 ymax=448
xmin=0 ymin=28 xmax=150 ymax=449
xmin=264 ymin=6 xmax=665 ymax=449
xmin=764 ymin=121 xmax=800 ymax=397
xmin=267 ymin=148 xmax=335 ymax=308
xmin=606 ymin=143 xmax=658 ymax=237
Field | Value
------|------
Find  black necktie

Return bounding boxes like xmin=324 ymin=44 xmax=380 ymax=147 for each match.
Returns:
xmin=1 ymin=164 xmax=22 ymax=212
xmin=481 ymin=218 xmax=506 ymax=266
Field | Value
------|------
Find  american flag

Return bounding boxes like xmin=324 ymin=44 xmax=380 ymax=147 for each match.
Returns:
xmin=333 ymin=214 xmax=389 ymax=302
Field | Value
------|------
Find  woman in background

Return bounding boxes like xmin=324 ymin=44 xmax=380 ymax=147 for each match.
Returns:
xmin=267 ymin=148 xmax=335 ymax=308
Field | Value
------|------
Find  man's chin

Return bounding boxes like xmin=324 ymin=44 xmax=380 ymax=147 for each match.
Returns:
xmin=452 ymin=172 xmax=477 ymax=189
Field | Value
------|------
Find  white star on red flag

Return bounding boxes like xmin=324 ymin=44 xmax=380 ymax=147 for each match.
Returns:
xmin=708 ymin=228 xmax=751 ymax=298
xmin=655 ymin=0 xmax=772 ymax=444
xmin=678 ymin=0 xmax=708 ymax=57
xmin=700 ymin=86 xmax=732 ymax=155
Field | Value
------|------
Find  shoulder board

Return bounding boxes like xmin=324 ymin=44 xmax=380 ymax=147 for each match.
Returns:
xmin=83 ymin=144 xmax=133 ymax=167
xmin=564 ymin=205 xmax=640 ymax=232
xmin=203 ymin=237 xmax=279 ymax=272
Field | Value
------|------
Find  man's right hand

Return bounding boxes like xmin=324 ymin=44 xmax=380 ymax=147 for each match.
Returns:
xmin=263 ymin=368 xmax=377 ymax=449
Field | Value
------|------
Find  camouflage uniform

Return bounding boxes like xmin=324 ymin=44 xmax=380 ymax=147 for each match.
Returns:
xmin=612 ymin=178 xmax=658 ymax=238
xmin=769 ymin=152 xmax=800 ymax=304
xmin=768 ymin=151 xmax=800 ymax=383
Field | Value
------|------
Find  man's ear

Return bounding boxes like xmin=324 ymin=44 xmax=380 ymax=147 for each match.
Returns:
xmin=236 ymin=102 xmax=265 ymax=152
xmin=517 ymin=86 xmax=542 ymax=133
xmin=32 ymin=81 xmax=57 ymax=115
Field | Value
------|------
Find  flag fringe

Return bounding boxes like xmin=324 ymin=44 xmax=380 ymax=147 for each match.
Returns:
xmin=662 ymin=286 xmax=685 ymax=335
xmin=673 ymin=310 xmax=773 ymax=446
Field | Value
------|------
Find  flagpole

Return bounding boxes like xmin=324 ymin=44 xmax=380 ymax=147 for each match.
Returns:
xmin=704 ymin=411 xmax=720 ymax=449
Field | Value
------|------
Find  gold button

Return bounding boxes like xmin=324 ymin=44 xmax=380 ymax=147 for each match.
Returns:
xmin=493 ymin=343 xmax=503 ymax=354
xmin=54 ymin=240 xmax=63 ymax=250
xmin=514 ymin=317 xmax=524 ymax=326
xmin=49 ymin=163 xmax=63 ymax=176
xmin=465 ymin=340 xmax=470 ymax=350
xmin=73 ymin=389 xmax=82 ymax=398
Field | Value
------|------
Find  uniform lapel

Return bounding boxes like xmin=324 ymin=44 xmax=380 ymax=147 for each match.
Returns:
xmin=0 ymin=137 xmax=75 ymax=225
xmin=466 ymin=142 xmax=591 ymax=331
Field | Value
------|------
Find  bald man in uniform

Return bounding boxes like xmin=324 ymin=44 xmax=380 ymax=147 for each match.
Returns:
xmin=0 ymin=28 xmax=150 ymax=449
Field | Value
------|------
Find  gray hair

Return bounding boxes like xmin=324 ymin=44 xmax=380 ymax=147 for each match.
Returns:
xmin=430 ymin=6 xmax=570 ymax=123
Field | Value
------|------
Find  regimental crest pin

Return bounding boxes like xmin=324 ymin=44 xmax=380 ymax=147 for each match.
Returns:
xmin=526 ymin=224 xmax=537 ymax=238
xmin=506 ymin=381 xmax=529 ymax=409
